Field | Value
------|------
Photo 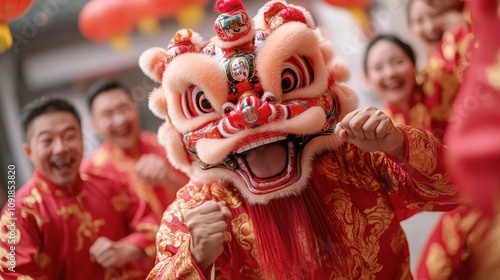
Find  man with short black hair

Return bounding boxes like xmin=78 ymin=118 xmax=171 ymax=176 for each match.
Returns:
xmin=82 ymin=81 xmax=188 ymax=220
xmin=0 ymin=96 xmax=157 ymax=279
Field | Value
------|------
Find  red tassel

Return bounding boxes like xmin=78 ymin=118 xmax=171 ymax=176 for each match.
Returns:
xmin=245 ymin=181 xmax=350 ymax=279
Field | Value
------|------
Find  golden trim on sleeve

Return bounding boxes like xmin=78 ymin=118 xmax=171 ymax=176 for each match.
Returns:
xmin=231 ymin=213 xmax=258 ymax=259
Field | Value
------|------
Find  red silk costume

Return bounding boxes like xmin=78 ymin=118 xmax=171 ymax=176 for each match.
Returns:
xmin=416 ymin=0 xmax=500 ymax=278
xmin=422 ymin=23 xmax=475 ymax=140
xmin=81 ymin=131 xmax=187 ymax=220
xmin=149 ymin=126 xmax=457 ymax=279
xmin=0 ymin=171 xmax=158 ymax=279
xmin=415 ymin=205 xmax=491 ymax=279
xmin=445 ymin=0 xmax=500 ymax=214
xmin=383 ymin=88 xmax=431 ymax=131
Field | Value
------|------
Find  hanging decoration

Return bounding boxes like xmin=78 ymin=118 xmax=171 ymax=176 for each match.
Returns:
xmin=0 ymin=0 xmax=33 ymax=53
xmin=78 ymin=0 xmax=209 ymax=50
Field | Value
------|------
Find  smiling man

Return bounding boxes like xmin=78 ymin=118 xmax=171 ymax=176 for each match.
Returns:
xmin=0 ymin=97 xmax=158 ymax=279
xmin=81 ymin=81 xmax=188 ymax=220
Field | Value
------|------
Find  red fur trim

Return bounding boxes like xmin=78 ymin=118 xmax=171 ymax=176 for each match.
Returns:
xmin=246 ymin=181 xmax=349 ymax=279
xmin=214 ymin=0 xmax=245 ymax=13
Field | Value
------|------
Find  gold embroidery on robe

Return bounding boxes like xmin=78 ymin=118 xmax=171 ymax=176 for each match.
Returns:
xmin=35 ymin=178 xmax=51 ymax=194
xmin=0 ymin=247 xmax=11 ymax=271
xmin=21 ymin=208 xmax=48 ymax=230
xmin=157 ymin=224 xmax=188 ymax=251
xmin=135 ymin=223 xmax=159 ymax=239
xmin=111 ymin=190 xmax=131 ymax=213
xmin=0 ymin=212 xmax=21 ymax=244
xmin=57 ymin=204 xmax=105 ymax=252
xmin=326 ymin=188 xmax=391 ymax=279
xmin=236 ymin=265 xmax=264 ymax=280
xmin=231 ymin=213 xmax=258 ymax=259
xmin=400 ymin=257 xmax=411 ymax=280
xmin=35 ymin=251 xmax=51 ymax=269
xmin=390 ymin=227 xmax=406 ymax=254
xmin=407 ymin=128 xmax=438 ymax=175
xmin=22 ymin=189 xmax=43 ymax=208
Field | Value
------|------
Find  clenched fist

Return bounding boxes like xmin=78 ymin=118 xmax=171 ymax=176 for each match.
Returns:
xmin=89 ymin=237 xmax=144 ymax=269
xmin=186 ymin=200 xmax=232 ymax=272
xmin=334 ymin=107 xmax=405 ymax=159
xmin=135 ymin=153 xmax=187 ymax=189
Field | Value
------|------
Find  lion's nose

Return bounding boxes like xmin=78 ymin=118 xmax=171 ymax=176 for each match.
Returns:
xmin=224 ymin=91 xmax=276 ymax=130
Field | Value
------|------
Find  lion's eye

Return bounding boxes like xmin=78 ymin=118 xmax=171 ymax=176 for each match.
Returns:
xmin=281 ymin=67 xmax=299 ymax=93
xmin=195 ymin=90 xmax=213 ymax=113
xmin=182 ymin=86 xmax=214 ymax=118
xmin=281 ymin=55 xmax=314 ymax=94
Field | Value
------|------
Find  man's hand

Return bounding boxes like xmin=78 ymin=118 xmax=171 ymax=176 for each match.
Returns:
xmin=135 ymin=154 xmax=186 ymax=189
xmin=334 ymin=107 xmax=405 ymax=159
xmin=186 ymin=201 xmax=232 ymax=272
xmin=89 ymin=237 xmax=145 ymax=269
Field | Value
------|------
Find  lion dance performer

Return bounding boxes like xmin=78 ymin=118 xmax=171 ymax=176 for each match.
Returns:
xmin=139 ymin=0 xmax=459 ymax=279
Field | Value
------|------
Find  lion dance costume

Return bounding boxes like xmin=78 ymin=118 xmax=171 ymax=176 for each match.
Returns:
xmin=139 ymin=0 xmax=458 ymax=279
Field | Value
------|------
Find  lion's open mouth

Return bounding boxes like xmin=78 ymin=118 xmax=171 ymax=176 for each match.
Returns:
xmin=233 ymin=133 xmax=301 ymax=194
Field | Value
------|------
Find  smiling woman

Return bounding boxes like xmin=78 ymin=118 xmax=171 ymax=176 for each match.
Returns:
xmin=363 ymin=33 xmax=430 ymax=132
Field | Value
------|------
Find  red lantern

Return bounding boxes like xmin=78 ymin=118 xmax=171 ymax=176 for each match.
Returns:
xmin=78 ymin=0 xmax=136 ymax=42
xmin=78 ymin=0 xmax=210 ymax=49
xmin=0 ymin=0 xmax=33 ymax=53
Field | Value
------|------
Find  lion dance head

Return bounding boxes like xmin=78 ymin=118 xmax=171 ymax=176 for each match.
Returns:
xmin=140 ymin=0 xmax=357 ymax=205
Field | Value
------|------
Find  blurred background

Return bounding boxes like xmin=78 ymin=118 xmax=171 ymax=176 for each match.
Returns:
xmin=0 ymin=0 xmax=439 ymax=271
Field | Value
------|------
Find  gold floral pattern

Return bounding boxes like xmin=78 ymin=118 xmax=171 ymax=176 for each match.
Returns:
xmin=135 ymin=223 xmax=159 ymax=239
xmin=406 ymin=128 xmax=438 ymax=176
xmin=399 ymin=257 xmax=411 ymax=280
xmin=34 ymin=251 xmax=51 ymax=269
xmin=326 ymin=188 xmax=385 ymax=279
xmin=0 ymin=247 xmax=11 ymax=272
xmin=21 ymin=208 xmax=48 ymax=230
xmin=149 ymin=241 xmax=200 ymax=280
xmin=231 ymin=213 xmax=258 ymax=259
xmin=57 ymin=204 xmax=105 ymax=252
xmin=111 ymin=190 xmax=131 ymax=213
xmin=157 ymin=223 xmax=188 ymax=252
xmin=390 ymin=228 xmax=406 ymax=254
xmin=418 ymin=206 xmax=492 ymax=279
xmin=22 ymin=189 xmax=43 ymax=208
xmin=0 ymin=212 xmax=21 ymax=244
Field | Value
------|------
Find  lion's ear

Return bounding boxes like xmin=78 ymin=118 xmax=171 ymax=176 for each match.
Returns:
xmin=139 ymin=47 xmax=168 ymax=83
xmin=328 ymin=59 xmax=350 ymax=84
xmin=148 ymin=86 xmax=168 ymax=120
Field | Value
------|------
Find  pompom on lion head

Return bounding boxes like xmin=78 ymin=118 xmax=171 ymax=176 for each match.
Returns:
xmin=140 ymin=0 xmax=357 ymax=204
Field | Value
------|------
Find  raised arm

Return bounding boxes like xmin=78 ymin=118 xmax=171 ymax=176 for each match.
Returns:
xmin=335 ymin=107 xmax=459 ymax=218
xmin=147 ymin=182 xmax=231 ymax=280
